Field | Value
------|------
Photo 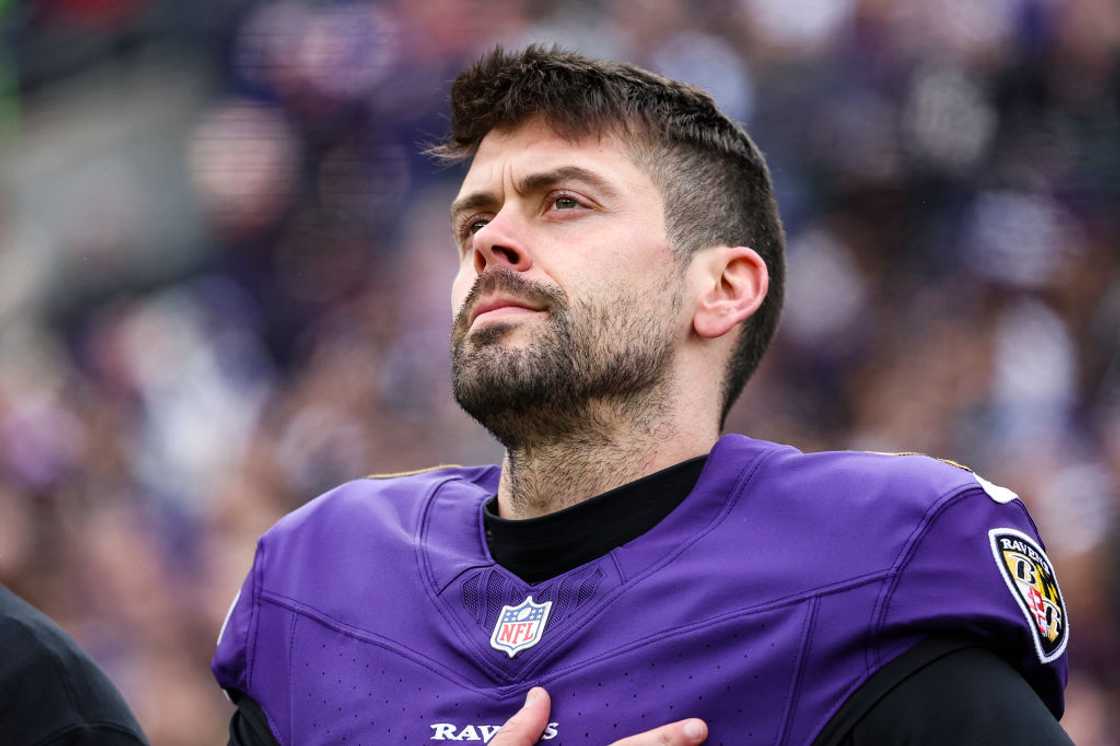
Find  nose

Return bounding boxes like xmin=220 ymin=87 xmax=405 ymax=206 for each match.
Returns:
xmin=470 ymin=213 xmax=532 ymax=275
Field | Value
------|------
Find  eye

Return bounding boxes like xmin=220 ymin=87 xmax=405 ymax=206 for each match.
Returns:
xmin=553 ymin=195 xmax=580 ymax=210
xmin=456 ymin=215 xmax=490 ymax=242
xmin=550 ymin=194 xmax=583 ymax=211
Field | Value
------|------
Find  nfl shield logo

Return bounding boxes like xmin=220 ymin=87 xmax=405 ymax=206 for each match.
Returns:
xmin=490 ymin=595 xmax=552 ymax=658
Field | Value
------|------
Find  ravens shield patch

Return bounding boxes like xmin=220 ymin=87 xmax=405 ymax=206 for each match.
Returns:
xmin=988 ymin=528 xmax=1068 ymax=663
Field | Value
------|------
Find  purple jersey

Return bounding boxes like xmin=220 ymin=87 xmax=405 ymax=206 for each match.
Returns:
xmin=213 ymin=434 xmax=1068 ymax=745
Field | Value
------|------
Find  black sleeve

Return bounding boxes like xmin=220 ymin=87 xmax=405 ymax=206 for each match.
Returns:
xmin=0 ymin=587 xmax=149 ymax=746
xmin=227 ymin=693 xmax=281 ymax=746
xmin=814 ymin=638 xmax=1073 ymax=746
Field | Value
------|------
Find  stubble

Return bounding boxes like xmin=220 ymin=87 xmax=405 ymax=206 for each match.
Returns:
xmin=450 ymin=267 xmax=680 ymax=452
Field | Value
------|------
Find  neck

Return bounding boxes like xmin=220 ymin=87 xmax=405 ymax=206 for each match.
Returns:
xmin=495 ymin=403 xmax=716 ymax=519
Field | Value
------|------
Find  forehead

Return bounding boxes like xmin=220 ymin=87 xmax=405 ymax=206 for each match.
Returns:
xmin=456 ymin=118 xmax=654 ymax=199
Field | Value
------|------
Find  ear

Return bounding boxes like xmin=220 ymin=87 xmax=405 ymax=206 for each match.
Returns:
xmin=691 ymin=246 xmax=769 ymax=339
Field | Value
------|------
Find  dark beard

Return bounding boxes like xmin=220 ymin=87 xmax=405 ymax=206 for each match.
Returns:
xmin=451 ymin=268 xmax=677 ymax=450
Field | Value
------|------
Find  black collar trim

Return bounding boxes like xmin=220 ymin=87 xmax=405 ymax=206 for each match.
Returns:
xmin=482 ymin=455 xmax=709 ymax=583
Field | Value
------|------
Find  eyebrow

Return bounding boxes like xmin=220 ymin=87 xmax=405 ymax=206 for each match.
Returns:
xmin=450 ymin=165 xmax=620 ymax=224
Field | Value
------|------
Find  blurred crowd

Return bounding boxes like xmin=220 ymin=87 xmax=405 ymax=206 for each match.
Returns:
xmin=0 ymin=0 xmax=1118 ymax=743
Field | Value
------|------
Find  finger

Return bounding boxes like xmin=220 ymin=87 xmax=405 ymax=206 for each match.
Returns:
xmin=488 ymin=687 xmax=552 ymax=746
xmin=609 ymin=718 xmax=708 ymax=746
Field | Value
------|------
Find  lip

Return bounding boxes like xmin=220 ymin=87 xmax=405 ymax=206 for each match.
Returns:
xmin=469 ymin=296 xmax=545 ymax=326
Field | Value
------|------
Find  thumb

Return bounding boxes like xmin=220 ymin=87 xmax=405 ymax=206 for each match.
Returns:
xmin=489 ymin=687 xmax=552 ymax=746
xmin=610 ymin=718 xmax=708 ymax=746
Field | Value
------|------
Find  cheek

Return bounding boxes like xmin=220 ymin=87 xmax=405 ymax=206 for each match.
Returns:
xmin=450 ymin=268 xmax=475 ymax=317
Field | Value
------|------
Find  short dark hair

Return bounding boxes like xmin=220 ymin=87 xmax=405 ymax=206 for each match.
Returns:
xmin=431 ymin=45 xmax=785 ymax=427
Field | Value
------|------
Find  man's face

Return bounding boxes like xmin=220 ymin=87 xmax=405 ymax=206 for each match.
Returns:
xmin=448 ymin=119 xmax=684 ymax=448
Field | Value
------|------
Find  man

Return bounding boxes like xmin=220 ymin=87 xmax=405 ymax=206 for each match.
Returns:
xmin=0 ymin=585 xmax=150 ymax=745
xmin=213 ymin=47 xmax=1073 ymax=745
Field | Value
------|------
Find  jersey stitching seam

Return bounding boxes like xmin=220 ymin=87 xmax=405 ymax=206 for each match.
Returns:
xmin=635 ymin=442 xmax=778 ymax=580
xmin=533 ymin=572 xmax=888 ymax=685
xmin=417 ymin=475 xmax=518 ymax=684
xmin=431 ymin=562 xmax=495 ymax=598
xmin=858 ymin=575 xmax=887 ymax=706
xmin=812 ymin=574 xmax=917 ymax=746
xmin=258 ymin=590 xmax=498 ymax=697
xmin=259 ymin=565 xmax=891 ymax=699
xmin=283 ymin=613 xmax=299 ymax=746
xmin=518 ymin=443 xmax=780 ymax=680
xmin=779 ymin=595 xmax=819 ymax=746
xmin=869 ymin=484 xmax=991 ymax=670
xmin=817 ymin=662 xmax=870 ymax=746
xmin=608 ymin=550 xmax=626 ymax=584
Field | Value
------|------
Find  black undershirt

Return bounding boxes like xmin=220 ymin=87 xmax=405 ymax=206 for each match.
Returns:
xmin=226 ymin=456 xmax=1073 ymax=746
xmin=482 ymin=456 xmax=708 ymax=583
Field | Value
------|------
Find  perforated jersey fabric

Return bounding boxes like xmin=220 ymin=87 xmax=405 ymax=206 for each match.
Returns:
xmin=212 ymin=434 xmax=1068 ymax=746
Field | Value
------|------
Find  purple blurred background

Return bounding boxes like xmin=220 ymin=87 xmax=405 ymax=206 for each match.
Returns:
xmin=1 ymin=1 xmax=1117 ymax=743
